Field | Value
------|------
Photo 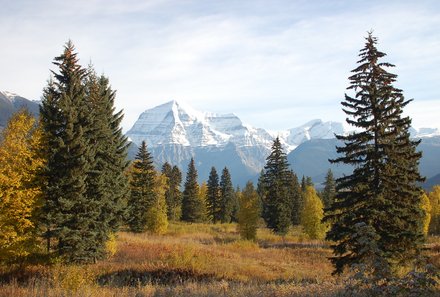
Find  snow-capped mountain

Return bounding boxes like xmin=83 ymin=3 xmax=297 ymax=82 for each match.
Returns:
xmin=0 ymin=91 xmax=40 ymax=129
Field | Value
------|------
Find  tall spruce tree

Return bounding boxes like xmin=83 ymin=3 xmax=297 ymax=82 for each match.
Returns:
xmin=287 ymin=170 xmax=303 ymax=226
xmin=40 ymin=41 xmax=100 ymax=263
xmin=161 ymin=162 xmax=182 ymax=221
xmin=128 ymin=141 xmax=156 ymax=232
xmin=181 ymin=158 xmax=204 ymax=222
xmin=321 ymin=169 xmax=336 ymax=209
xmin=219 ymin=167 xmax=235 ymax=223
xmin=325 ymin=33 xmax=425 ymax=275
xmin=206 ymin=167 xmax=221 ymax=223
xmin=261 ymin=137 xmax=292 ymax=235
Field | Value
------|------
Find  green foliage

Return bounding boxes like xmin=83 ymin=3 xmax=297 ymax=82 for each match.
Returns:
xmin=428 ymin=186 xmax=440 ymax=235
xmin=220 ymin=167 xmax=235 ymax=223
xmin=325 ymin=33 xmax=425 ymax=275
xmin=260 ymin=137 xmax=293 ymax=235
xmin=128 ymin=141 xmax=156 ymax=232
xmin=161 ymin=163 xmax=182 ymax=221
xmin=237 ymin=182 xmax=260 ymax=241
xmin=321 ymin=169 xmax=336 ymax=209
xmin=301 ymin=186 xmax=327 ymax=240
xmin=0 ymin=110 xmax=44 ymax=263
xmin=206 ymin=167 xmax=221 ymax=223
xmin=287 ymin=171 xmax=302 ymax=226
xmin=181 ymin=158 xmax=204 ymax=222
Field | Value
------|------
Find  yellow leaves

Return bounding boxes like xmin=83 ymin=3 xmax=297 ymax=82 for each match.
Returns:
xmin=301 ymin=186 xmax=328 ymax=240
xmin=420 ymin=193 xmax=431 ymax=237
xmin=146 ymin=174 xmax=169 ymax=235
xmin=0 ymin=110 xmax=44 ymax=262
xmin=428 ymin=186 xmax=440 ymax=235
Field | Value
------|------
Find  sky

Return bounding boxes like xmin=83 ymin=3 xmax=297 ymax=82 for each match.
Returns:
xmin=1 ymin=0 xmax=439 ymax=132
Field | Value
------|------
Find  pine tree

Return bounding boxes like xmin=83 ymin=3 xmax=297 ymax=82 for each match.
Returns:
xmin=231 ymin=186 xmax=241 ymax=222
xmin=181 ymin=158 xmax=204 ymax=222
xmin=428 ymin=186 xmax=440 ymax=235
xmin=261 ymin=137 xmax=292 ymax=235
xmin=198 ymin=182 xmax=209 ymax=222
xmin=40 ymin=41 xmax=100 ymax=263
xmin=325 ymin=33 xmax=425 ymax=275
xmin=238 ymin=182 xmax=260 ymax=241
xmin=219 ymin=167 xmax=235 ymax=223
xmin=161 ymin=163 xmax=182 ymax=220
xmin=287 ymin=170 xmax=302 ymax=225
xmin=301 ymin=186 xmax=327 ymax=240
xmin=128 ymin=141 xmax=156 ymax=232
xmin=206 ymin=167 xmax=221 ymax=223
xmin=321 ymin=169 xmax=336 ymax=209
xmin=0 ymin=110 xmax=44 ymax=263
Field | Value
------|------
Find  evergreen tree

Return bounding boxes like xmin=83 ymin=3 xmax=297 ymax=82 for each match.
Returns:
xmin=0 ymin=110 xmax=44 ymax=263
xmin=238 ymin=182 xmax=260 ymax=241
xmin=40 ymin=41 xmax=100 ymax=263
xmin=181 ymin=158 xmax=204 ymax=222
xmin=428 ymin=186 xmax=440 ymax=235
xmin=287 ymin=170 xmax=303 ymax=225
xmin=198 ymin=182 xmax=209 ymax=222
xmin=161 ymin=163 xmax=182 ymax=220
xmin=206 ymin=167 xmax=221 ymax=223
xmin=321 ymin=169 xmax=336 ymax=209
xmin=324 ymin=33 xmax=425 ymax=275
xmin=261 ymin=137 xmax=292 ymax=235
xmin=301 ymin=186 xmax=327 ymax=240
xmin=219 ymin=167 xmax=235 ymax=223
xmin=128 ymin=141 xmax=156 ymax=232
xmin=231 ymin=186 xmax=241 ymax=222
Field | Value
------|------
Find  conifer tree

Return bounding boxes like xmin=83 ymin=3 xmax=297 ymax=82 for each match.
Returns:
xmin=261 ymin=137 xmax=292 ymax=235
xmin=428 ymin=186 xmax=440 ymax=235
xmin=181 ymin=158 xmax=204 ymax=222
xmin=325 ymin=33 xmax=425 ymax=275
xmin=206 ymin=167 xmax=221 ymax=223
xmin=161 ymin=163 xmax=182 ymax=220
xmin=40 ymin=41 xmax=100 ymax=263
xmin=128 ymin=141 xmax=156 ymax=232
xmin=288 ymin=170 xmax=302 ymax=225
xmin=198 ymin=182 xmax=209 ymax=222
xmin=0 ymin=110 xmax=44 ymax=263
xmin=231 ymin=186 xmax=241 ymax=222
xmin=238 ymin=182 xmax=260 ymax=241
xmin=301 ymin=186 xmax=327 ymax=240
xmin=321 ymin=169 xmax=336 ymax=209
xmin=219 ymin=167 xmax=235 ymax=223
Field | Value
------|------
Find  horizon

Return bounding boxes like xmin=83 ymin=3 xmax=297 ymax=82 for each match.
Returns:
xmin=1 ymin=0 xmax=439 ymax=131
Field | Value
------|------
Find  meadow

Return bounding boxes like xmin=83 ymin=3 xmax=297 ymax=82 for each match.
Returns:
xmin=0 ymin=222 xmax=438 ymax=297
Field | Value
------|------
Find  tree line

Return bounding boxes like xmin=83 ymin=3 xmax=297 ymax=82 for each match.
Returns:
xmin=0 ymin=34 xmax=439 ymax=284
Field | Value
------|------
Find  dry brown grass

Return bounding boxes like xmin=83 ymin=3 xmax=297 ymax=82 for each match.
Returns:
xmin=0 ymin=222 xmax=438 ymax=296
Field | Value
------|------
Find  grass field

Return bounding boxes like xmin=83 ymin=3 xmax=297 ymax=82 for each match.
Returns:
xmin=0 ymin=222 xmax=438 ymax=296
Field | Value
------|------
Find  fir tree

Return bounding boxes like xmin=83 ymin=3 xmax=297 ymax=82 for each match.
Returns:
xmin=287 ymin=170 xmax=303 ymax=225
xmin=161 ymin=163 xmax=182 ymax=220
xmin=238 ymin=182 xmax=260 ymax=241
xmin=325 ymin=33 xmax=425 ymax=275
xmin=261 ymin=137 xmax=292 ymax=235
xmin=40 ymin=41 xmax=100 ymax=263
xmin=219 ymin=167 xmax=235 ymax=223
xmin=231 ymin=186 xmax=241 ymax=222
xmin=181 ymin=158 xmax=204 ymax=222
xmin=206 ymin=167 xmax=221 ymax=223
xmin=322 ymin=169 xmax=336 ymax=209
xmin=128 ymin=141 xmax=156 ymax=232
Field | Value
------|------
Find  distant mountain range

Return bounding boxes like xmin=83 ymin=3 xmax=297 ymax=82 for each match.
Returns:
xmin=1 ymin=92 xmax=439 ymax=189
xmin=0 ymin=91 xmax=40 ymax=130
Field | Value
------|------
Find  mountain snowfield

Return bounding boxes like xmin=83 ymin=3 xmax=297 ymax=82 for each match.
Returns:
xmin=126 ymin=100 xmax=345 ymax=153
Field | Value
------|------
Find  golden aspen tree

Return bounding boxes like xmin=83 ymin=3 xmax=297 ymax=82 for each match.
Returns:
xmin=420 ymin=193 xmax=431 ymax=236
xmin=146 ymin=174 xmax=169 ymax=235
xmin=301 ymin=186 xmax=327 ymax=240
xmin=237 ymin=182 xmax=260 ymax=241
xmin=0 ymin=110 xmax=44 ymax=263
xmin=428 ymin=186 xmax=440 ymax=235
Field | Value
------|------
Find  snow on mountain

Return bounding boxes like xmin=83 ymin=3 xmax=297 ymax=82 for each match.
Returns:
xmin=410 ymin=127 xmax=440 ymax=138
xmin=126 ymin=100 xmax=274 ymax=150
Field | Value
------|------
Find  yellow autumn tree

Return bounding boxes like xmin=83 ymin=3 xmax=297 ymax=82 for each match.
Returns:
xmin=0 ymin=110 xmax=44 ymax=263
xmin=198 ymin=182 xmax=209 ymax=222
xmin=428 ymin=186 xmax=440 ymax=235
xmin=420 ymin=193 xmax=431 ymax=236
xmin=301 ymin=186 xmax=327 ymax=240
xmin=237 ymin=182 xmax=260 ymax=241
xmin=146 ymin=174 xmax=169 ymax=234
